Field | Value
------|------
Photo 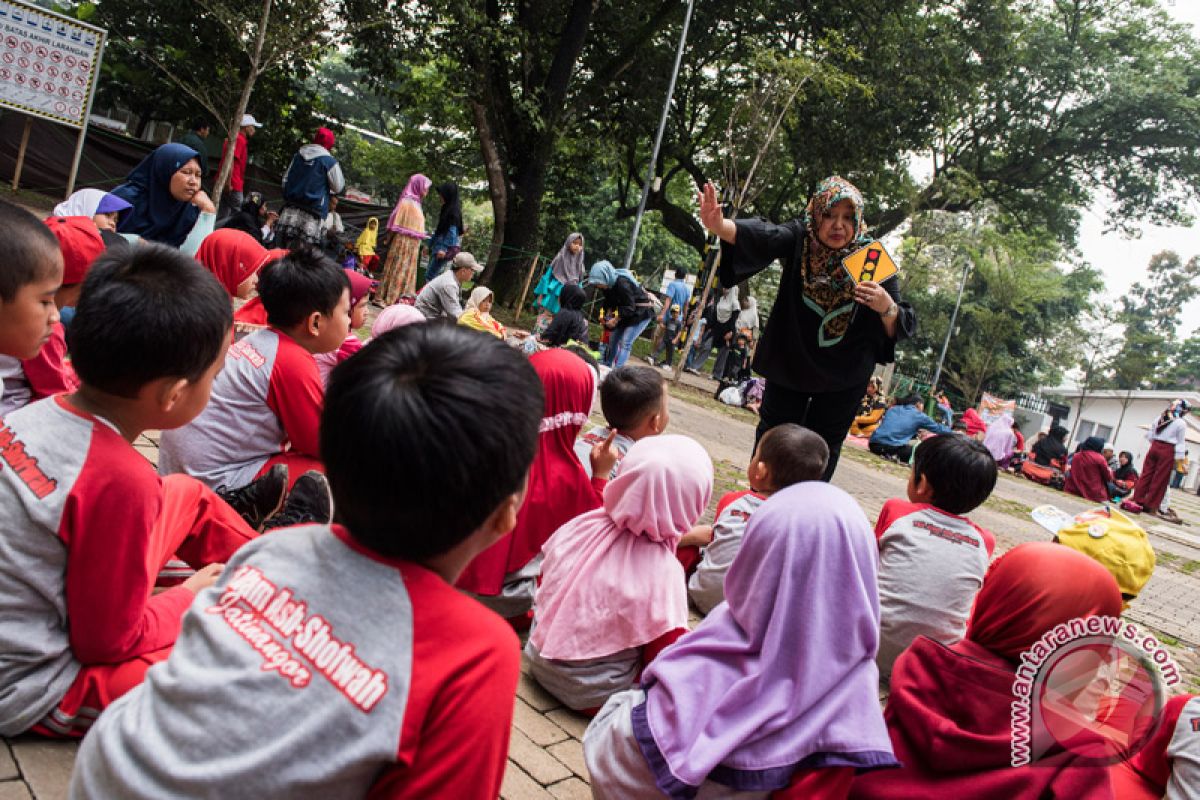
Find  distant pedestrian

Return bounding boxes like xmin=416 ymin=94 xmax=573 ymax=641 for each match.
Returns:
xmin=215 ymin=113 xmax=262 ymax=223
xmin=274 ymin=128 xmax=345 ymax=250
xmin=175 ymin=118 xmax=211 ymax=181
xmin=379 ymin=174 xmax=431 ymax=302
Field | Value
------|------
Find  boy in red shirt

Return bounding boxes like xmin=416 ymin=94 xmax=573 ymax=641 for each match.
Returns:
xmin=0 ymin=242 xmax=264 ymax=738
xmin=159 ymin=245 xmax=350 ymax=515
xmin=72 ymin=323 xmax=546 ymax=799
xmin=0 ymin=200 xmax=63 ymax=366
xmin=875 ymin=433 xmax=998 ymax=677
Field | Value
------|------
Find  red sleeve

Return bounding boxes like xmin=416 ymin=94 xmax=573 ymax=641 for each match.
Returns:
xmin=771 ymin=766 xmax=853 ymax=799
xmin=265 ymin=336 xmax=324 ymax=459
xmin=21 ymin=323 xmax=78 ymax=400
xmin=974 ymin=523 xmax=997 ymax=557
xmin=61 ymin=429 xmax=194 ymax=663
xmin=591 ymin=476 xmax=608 ymax=501
xmin=714 ymin=489 xmax=754 ymax=522
xmin=642 ymin=627 xmax=688 ymax=666
xmin=367 ymin=567 xmax=520 ymax=800
xmin=874 ymin=498 xmax=915 ymax=543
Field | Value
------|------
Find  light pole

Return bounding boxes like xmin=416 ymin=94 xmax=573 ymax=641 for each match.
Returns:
xmin=930 ymin=257 xmax=972 ymax=401
xmin=621 ymin=0 xmax=695 ymax=272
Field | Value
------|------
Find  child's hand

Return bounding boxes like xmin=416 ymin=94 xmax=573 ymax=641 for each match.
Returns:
xmin=679 ymin=525 xmax=714 ymax=548
xmin=182 ymin=563 xmax=224 ymax=594
xmin=590 ymin=430 xmax=620 ymax=479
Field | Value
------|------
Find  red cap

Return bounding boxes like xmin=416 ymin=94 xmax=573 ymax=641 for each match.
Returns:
xmin=43 ymin=216 xmax=105 ymax=286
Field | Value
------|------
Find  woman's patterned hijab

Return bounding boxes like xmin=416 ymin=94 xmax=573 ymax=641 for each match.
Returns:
xmin=800 ymin=175 xmax=869 ymax=346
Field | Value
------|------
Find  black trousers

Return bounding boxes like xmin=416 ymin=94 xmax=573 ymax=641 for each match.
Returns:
xmin=755 ymin=381 xmax=868 ymax=481
xmin=869 ymin=440 xmax=913 ymax=463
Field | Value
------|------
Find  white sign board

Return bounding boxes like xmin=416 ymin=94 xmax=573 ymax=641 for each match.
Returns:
xmin=0 ymin=0 xmax=104 ymax=128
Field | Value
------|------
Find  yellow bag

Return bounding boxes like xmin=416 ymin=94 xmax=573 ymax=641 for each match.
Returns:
xmin=1055 ymin=507 xmax=1155 ymax=603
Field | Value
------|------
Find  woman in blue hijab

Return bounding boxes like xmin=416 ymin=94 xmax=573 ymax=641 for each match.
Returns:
xmin=111 ymin=143 xmax=212 ymax=248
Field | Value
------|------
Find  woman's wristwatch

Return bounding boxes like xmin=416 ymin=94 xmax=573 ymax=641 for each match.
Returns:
xmin=881 ymin=302 xmax=898 ymax=318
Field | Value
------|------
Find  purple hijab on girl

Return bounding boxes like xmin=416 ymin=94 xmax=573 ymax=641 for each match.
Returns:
xmin=632 ymin=481 xmax=898 ymax=797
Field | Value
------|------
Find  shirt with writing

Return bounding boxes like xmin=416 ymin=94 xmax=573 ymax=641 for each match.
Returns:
xmin=874 ymin=499 xmax=995 ymax=676
xmin=69 ymin=524 xmax=519 ymax=800
xmin=159 ymin=328 xmax=323 ymax=490
xmin=0 ymin=397 xmax=196 ymax=735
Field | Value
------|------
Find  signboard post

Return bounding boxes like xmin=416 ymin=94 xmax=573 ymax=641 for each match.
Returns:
xmin=0 ymin=0 xmax=105 ymax=195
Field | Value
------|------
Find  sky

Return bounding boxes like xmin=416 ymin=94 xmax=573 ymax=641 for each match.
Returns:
xmin=1080 ymin=1 xmax=1200 ymax=337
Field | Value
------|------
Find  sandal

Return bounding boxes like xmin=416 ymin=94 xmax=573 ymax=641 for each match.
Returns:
xmin=1156 ymin=508 xmax=1184 ymax=525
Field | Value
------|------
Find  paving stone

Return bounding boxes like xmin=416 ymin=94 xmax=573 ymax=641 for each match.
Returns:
xmin=545 ymin=708 xmax=590 ymax=740
xmin=517 ymin=672 xmax=562 ymax=713
xmin=508 ymin=728 xmax=572 ymax=785
xmin=547 ymin=738 xmax=589 ymax=781
xmin=547 ymin=777 xmax=592 ymax=799
xmin=0 ymin=743 xmax=17 ymax=782
xmin=512 ymin=697 xmax=569 ymax=747
xmin=10 ymin=737 xmax=78 ymax=800
xmin=0 ymin=781 xmax=32 ymax=800
xmin=500 ymin=761 xmax=555 ymax=800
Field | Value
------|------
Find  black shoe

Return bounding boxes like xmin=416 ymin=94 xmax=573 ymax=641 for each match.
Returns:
xmin=216 ymin=464 xmax=288 ymax=531
xmin=263 ymin=471 xmax=333 ymax=531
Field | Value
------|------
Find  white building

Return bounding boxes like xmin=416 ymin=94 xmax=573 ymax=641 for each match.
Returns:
xmin=1048 ymin=389 xmax=1200 ymax=491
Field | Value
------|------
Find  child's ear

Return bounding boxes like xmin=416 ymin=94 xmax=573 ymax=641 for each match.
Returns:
xmin=157 ymin=377 xmax=192 ymax=413
xmin=306 ymin=311 xmax=323 ymax=337
xmin=478 ymin=489 xmax=524 ymax=546
xmin=751 ymin=461 xmax=771 ymax=491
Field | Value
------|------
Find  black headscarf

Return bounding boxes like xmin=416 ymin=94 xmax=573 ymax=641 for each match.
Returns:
xmin=1079 ymin=436 xmax=1105 ymax=454
xmin=1114 ymin=452 xmax=1138 ymax=481
xmin=433 ymin=182 xmax=463 ymax=238
xmin=559 ymin=283 xmax=586 ymax=312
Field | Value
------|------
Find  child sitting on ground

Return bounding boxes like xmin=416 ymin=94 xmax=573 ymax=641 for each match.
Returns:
xmin=314 ymin=270 xmax=374 ymax=384
xmin=159 ymin=245 xmax=349 ymax=510
xmin=875 ymin=433 xmax=998 ymax=678
xmin=575 ymin=364 xmax=669 ymax=478
xmin=0 ymin=216 xmax=103 ymax=415
xmin=526 ymin=435 xmax=713 ymax=712
xmin=70 ymin=323 xmax=546 ymax=799
xmin=0 ymin=201 xmax=63 ymax=368
xmin=584 ymin=482 xmax=898 ymax=798
xmin=539 ymin=283 xmax=590 ymax=348
xmin=713 ymin=331 xmax=752 ymax=399
xmin=687 ymin=424 xmax=829 ymax=613
xmin=0 ymin=242 xmax=265 ymax=739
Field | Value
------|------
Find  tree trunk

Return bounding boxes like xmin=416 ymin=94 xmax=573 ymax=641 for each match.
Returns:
xmin=211 ymin=0 xmax=272 ymax=213
xmin=1112 ymin=388 xmax=1133 ymax=443
xmin=471 ymin=98 xmax=508 ymax=286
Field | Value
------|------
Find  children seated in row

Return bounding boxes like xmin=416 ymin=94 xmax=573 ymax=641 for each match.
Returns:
xmin=688 ymin=423 xmax=829 ymax=613
xmin=159 ymin=246 xmax=349 ymax=522
xmin=0 ymin=214 xmax=103 ymax=415
xmin=71 ymin=324 xmax=545 ymax=799
xmin=0 ymin=235 xmax=262 ymax=738
xmin=849 ymin=542 xmax=1123 ymax=798
xmin=314 ymin=270 xmax=374 ymax=384
xmin=868 ymin=393 xmax=951 ymax=462
xmin=457 ymin=348 xmax=616 ymax=620
xmin=1064 ymin=435 xmax=1115 ymax=503
xmin=527 ymin=435 xmax=712 ymax=712
xmin=874 ymin=434 xmax=997 ymax=677
xmin=585 ymin=482 xmax=898 ymax=798
xmin=575 ymin=364 xmax=669 ymax=479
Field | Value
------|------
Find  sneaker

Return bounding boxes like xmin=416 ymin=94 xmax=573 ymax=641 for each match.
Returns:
xmin=216 ymin=464 xmax=288 ymax=531
xmin=263 ymin=471 xmax=333 ymax=531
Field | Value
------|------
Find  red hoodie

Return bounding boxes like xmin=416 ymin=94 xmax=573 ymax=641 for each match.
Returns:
xmin=849 ymin=637 xmax=1115 ymax=799
xmin=1064 ymin=449 xmax=1114 ymax=503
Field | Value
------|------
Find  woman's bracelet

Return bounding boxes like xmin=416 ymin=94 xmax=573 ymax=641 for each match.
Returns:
xmin=881 ymin=302 xmax=898 ymax=318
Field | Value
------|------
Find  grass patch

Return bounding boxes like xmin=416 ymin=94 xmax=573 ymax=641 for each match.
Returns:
xmin=665 ymin=381 xmax=757 ymax=423
xmin=4 ymin=187 xmax=60 ymax=214
xmin=1182 ymin=560 xmax=1200 ymax=575
xmin=1160 ymin=633 xmax=1181 ymax=647
xmin=1158 ymin=551 xmax=1181 ymax=566
xmin=983 ymin=496 xmax=1034 ymax=518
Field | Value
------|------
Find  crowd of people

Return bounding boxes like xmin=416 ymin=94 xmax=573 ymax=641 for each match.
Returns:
xmin=0 ymin=151 xmax=1195 ymax=800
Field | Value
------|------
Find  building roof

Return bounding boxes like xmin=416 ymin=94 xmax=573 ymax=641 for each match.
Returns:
xmin=1048 ymin=388 xmax=1200 ymax=404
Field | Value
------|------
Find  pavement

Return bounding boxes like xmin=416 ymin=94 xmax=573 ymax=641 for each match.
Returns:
xmin=5 ymin=366 xmax=1200 ymax=798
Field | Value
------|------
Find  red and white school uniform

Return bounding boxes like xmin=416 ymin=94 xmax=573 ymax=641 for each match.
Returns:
xmin=0 ymin=396 xmax=255 ymax=737
xmin=70 ymin=524 xmax=520 ymax=800
xmin=159 ymin=328 xmax=324 ymax=491
xmin=874 ymin=499 xmax=995 ymax=677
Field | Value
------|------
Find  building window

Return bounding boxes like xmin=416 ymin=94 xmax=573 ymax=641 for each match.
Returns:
xmin=1075 ymin=421 xmax=1095 ymax=443
xmin=1094 ymin=424 xmax=1113 ymax=443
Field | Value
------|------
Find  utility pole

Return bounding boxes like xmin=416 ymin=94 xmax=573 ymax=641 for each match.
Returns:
xmin=930 ymin=257 xmax=971 ymax=402
xmin=621 ymin=0 xmax=695 ymax=272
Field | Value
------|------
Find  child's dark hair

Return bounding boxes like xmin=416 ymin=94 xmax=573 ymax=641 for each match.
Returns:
xmin=71 ymin=243 xmax=232 ymax=398
xmin=755 ymin=424 xmax=828 ymax=488
xmin=675 ymin=266 xmax=689 ymax=280
xmin=258 ymin=244 xmax=349 ymax=328
xmin=322 ymin=324 xmax=543 ymax=561
xmin=912 ymin=433 xmax=997 ymax=514
xmin=562 ymin=343 xmax=599 ymax=373
xmin=0 ymin=200 xmax=61 ymax=301
xmin=600 ymin=365 xmax=665 ymax=431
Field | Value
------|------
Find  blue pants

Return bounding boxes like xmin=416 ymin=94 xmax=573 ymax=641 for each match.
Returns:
xmin=604 ymin=317 xmax=652 ymax=368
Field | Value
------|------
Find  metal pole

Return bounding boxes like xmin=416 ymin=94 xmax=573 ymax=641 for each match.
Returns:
xmin=66 ymin=33 xmax=106 ymax=197
xmin=930 ymin=258 xmax=971 ymax=398
xmin=621 ymin=0 xmax=694 ymax=272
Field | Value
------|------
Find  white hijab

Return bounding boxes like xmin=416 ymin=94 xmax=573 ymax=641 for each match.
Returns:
xmin=53 ymin=189 xmax=109 ymax=218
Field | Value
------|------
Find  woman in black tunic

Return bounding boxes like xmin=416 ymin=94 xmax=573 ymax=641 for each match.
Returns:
xmin=698 ymin=176 xmax=915 ymax=480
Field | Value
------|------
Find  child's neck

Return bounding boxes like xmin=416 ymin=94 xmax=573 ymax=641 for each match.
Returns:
xmin=272 ymin=324 xmax=324 ymax=355
xmin=67 ymin=387 xmax=146 ymax=443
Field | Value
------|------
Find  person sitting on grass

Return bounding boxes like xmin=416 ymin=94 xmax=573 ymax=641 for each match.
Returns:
xmin=849 ymin=376 xmax=888 ymax=436
xmin=686 ymin=423 xmax=828 ymax=613
xmin=873 ymin=434 xmax=998 ymax=678
xmin=869 ymin=393 xmax=951 ymax=462
xmin=70 ymin=323 xmax=545 ymax=799
xmin=1064 ymin=436 xmax=1115 ymax=504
